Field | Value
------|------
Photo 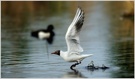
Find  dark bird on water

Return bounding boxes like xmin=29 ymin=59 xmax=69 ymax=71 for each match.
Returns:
xmin=31 ymin=24 xmax=55 ymax=44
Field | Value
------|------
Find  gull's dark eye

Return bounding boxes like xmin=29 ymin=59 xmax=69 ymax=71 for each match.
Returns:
xmin=57 ymin=50 xmax=60 ymax=55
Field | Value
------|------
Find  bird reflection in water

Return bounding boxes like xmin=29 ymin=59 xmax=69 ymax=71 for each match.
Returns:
xmin=62 ymin=69 xmax=86 ymax=78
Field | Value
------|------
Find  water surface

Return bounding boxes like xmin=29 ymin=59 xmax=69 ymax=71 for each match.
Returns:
xmin=1 ymin=1 xmax=134 ymax=78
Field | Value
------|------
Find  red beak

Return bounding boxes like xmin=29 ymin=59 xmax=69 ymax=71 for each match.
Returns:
xmin=51 ymin=51 xmax=56 ymax=54
xmin=51 ymin=50 xmax=60 ymax=56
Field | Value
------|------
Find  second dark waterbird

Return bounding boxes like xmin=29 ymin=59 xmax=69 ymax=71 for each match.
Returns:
xmin=31 ymin=24 xmax=55 ymax=44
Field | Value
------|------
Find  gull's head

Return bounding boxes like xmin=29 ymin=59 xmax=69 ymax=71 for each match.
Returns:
xmin=51 ymin=50 xmax=60 ymax=56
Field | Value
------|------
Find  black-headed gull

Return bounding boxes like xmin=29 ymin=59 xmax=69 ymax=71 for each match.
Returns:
xmin=31 ymin=24 xmax=55 ymax=44
xmin=52 ymin=7 xmax=93 ymax=70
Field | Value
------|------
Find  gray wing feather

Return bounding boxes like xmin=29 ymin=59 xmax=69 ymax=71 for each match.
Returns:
xmin=65 ymin=7 xmax=84 ymax=55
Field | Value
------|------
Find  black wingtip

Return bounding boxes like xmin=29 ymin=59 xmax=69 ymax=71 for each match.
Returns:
xmin=77 ymin=6 xmax=82 ymax=10
xmin=75 ymin=7 xmax=85 ymax=33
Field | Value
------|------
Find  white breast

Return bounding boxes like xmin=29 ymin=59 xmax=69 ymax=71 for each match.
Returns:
xmin=38 ymin=31 xmax=50 ymax=39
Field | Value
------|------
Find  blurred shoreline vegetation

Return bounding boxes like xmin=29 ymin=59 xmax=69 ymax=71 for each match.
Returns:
xmin=1 ymin=1 xmax=87 ymax=27
xmin=1 ymin=1 xmax=134 ymax=27
xmin=1 ymin=1 xmax=69 ymax=27
xmin=1 ymin=1 xmax=68 ymax=16
xmin=2 ymin=1 xmax=134 ymax=17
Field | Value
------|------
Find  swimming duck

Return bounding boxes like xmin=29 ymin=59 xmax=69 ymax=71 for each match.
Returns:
xmin=31 ymin=24 xmax=55 ymax=44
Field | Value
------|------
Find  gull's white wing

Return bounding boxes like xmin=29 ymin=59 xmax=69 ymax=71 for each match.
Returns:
xmin=65 ymin=7 xmax=84 ymax=55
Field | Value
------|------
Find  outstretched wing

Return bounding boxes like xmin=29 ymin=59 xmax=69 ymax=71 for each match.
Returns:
xmin=65 ymin=7 xmax=84 ymax=55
